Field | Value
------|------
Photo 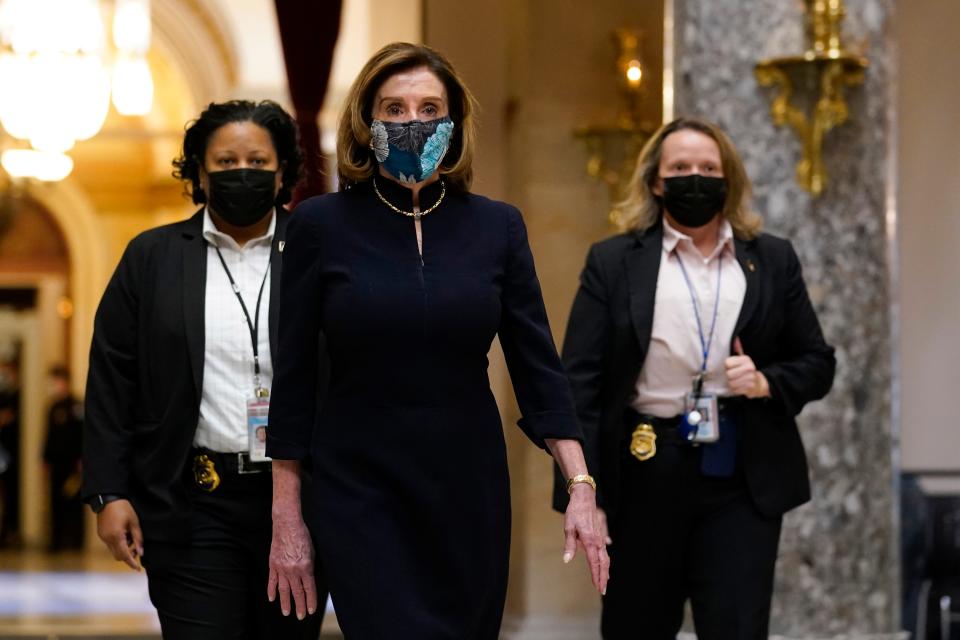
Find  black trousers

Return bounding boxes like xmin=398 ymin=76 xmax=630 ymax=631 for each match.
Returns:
xmin=601 ymin=437 xmax=782 ymax=640
xmin=142 ymin=464 xmax=327 ymax=640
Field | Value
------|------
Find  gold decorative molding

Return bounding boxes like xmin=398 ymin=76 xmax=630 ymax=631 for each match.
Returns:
xmin=575 ymin=28 xmax=653 ymax=223
xmin=755 ymin=0 xmax=867 ymax=195
xmin=173 ymin=0 xmax=239 ymax=87
xmin=151 ymin=0 xmax=240 ymax=105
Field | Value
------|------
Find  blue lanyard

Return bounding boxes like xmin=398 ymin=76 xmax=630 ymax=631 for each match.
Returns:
xmin=674 ymin=248 xmax=723 ymax=393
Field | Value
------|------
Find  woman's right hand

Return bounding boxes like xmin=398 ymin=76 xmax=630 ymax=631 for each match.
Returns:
xmin=268 ymin=507 xmax=318 ymax=620
xmin=96 ymin=499 xmax=143 ymax=571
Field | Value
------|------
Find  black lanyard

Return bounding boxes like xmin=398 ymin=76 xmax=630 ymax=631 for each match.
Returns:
xmin=213 ymin=245 xmax=271 ymax=393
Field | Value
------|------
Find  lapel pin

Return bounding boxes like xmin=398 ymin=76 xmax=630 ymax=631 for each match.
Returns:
xmin=278 ymin=241 xmax=285 ymax=253
xmin=746 ymin=259 xmax=756 ymax=272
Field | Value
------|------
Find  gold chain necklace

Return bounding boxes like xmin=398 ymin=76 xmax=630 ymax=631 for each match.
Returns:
xmin=372 ymin=178 xmax=446 ymax=220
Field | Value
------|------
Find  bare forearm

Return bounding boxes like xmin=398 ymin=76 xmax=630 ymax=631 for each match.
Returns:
xmin=272 ymin=459 xmax=302 ymax=520
xmin=268 ymin=459 xmax=316 ymax=619
xmin=545 ymin=438 xmax=588 ymax=480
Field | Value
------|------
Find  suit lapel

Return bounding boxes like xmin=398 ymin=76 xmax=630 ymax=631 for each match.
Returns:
xmin=269 ymin=208 xmax=288 ymax=366
xmin=733 ymin=236 xmax=760 ymax=338
xmin=624 ymin=224 xmax=663 ymax=354
xmin=182 ymin=209 xmax=207 ymax=402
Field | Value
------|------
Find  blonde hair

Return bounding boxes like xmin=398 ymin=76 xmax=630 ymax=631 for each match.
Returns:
xmin=613 ymin=117 xmax=763 ymax=239
xmin=336 ymin=42 xmax=479 ymax=192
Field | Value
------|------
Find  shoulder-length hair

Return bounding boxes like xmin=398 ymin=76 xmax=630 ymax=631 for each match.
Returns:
xmin=336 ymin=42 xmax=478 ymax=192
xmin=613 ymin=116 xmax=763 ymax=239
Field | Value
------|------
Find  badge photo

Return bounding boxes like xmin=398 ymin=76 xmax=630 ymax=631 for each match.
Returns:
xmin=680 ymin=392 xmax=720 ymax=444
xmin=247 ymin=396 xmax=271 ymax=462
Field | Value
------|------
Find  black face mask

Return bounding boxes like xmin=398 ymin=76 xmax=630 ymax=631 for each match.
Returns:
xmin=206 ymin=168 xmax=278 ymax=227
xmin=660 ymin=174 xmax=727 ymax=228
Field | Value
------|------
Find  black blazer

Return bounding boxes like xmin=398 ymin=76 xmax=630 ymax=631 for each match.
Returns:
xmin=553 ymin=222 xmax=836 ymax=520
xmin=82 ymin=209 xmax=290 ymax=541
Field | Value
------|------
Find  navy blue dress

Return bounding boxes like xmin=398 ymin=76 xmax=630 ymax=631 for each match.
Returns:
xmin=267 ymin=178 xmax=581 ymax=639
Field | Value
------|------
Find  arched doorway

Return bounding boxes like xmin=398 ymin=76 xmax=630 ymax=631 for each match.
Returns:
xmin=0 ymin=0 xmax=238 ymax=552
xmin=0 ymin=188 xmax=71 ymax=550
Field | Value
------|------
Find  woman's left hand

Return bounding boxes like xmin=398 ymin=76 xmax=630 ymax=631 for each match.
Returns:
xmin=563 ymin=484 xmax=610 ymax=595
xmin=724 ymin=337 xmax=770 ymax=399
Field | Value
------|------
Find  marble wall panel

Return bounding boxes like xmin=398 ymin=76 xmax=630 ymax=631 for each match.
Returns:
xmin=674 ymin=0 xmax=899 ymax=635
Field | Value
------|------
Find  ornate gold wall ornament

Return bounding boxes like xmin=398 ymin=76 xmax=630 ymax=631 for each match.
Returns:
xmin=754 ymin=0 xmax=867 ymax=195
xmin=575 ymin=28 xmax=653 ymax=223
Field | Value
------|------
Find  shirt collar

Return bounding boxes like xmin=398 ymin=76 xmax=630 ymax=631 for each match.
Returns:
xmin=662 ymin=216 xmax=736 ymax=262
xmin=202 ymin=207 xmax=276 ymax=250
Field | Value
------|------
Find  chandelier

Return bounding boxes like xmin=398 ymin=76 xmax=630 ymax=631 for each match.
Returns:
xmin=0 ymin=0 xmax=153 ymax=181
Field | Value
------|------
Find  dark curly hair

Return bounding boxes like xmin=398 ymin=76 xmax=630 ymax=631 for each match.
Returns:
xmin=172 ymin=100 xmax=303 ymax=205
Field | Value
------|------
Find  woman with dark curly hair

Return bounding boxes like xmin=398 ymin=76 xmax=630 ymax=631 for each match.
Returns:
xmin=82 ymin=99 xmax=326 ymax=638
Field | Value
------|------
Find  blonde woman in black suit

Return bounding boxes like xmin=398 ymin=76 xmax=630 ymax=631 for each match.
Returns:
xmin=555 ymin=117 xmax=836 ymax=640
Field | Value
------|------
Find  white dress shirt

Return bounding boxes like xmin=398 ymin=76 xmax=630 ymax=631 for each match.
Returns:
xmin=194 ymin=209 xmax=275 ymax=452
xmin=631 ymin=218 xmax=747 ymax=418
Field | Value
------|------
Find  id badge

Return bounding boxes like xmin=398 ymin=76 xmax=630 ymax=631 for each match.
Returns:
xmin=246 ymin=394 xmax=271 ymax=462
xmin=682 ymin=392 xmax=720 ymax=443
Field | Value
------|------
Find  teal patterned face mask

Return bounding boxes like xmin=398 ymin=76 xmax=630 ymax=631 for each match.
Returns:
xmin=369 ymin=116 xmax=454 ymax=184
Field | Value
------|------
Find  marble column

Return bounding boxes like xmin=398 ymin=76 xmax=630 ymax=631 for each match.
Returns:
xmin=673 ymin=0 xmax=899 ymax=635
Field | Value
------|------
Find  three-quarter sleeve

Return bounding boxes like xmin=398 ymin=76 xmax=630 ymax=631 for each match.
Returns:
xmin=267 ymin=204 xmax=324 ymax=461
xmin=83 ymin=240 xmax=142 ymax=499
xmin=498 ymin=207 xmax=582 ymax=450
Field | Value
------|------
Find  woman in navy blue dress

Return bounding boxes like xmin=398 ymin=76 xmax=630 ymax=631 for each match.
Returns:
xmin=265 ymin=43 xmax=609 ymax=638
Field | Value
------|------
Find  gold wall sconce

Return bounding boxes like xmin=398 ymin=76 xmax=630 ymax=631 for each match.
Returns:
xmin=755 ymin=0 xmax=867 ymax=195
xmin=575 ymin=28 xmax=653 ymax=222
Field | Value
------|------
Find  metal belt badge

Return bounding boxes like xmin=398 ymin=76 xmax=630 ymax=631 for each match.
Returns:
xmin=193 ymin=454 xmax=220 ymax=492
xmin=629 ymin=422 xmax=657 ymax=461
xmin=247 ymin=388 xmax=271 ymax=463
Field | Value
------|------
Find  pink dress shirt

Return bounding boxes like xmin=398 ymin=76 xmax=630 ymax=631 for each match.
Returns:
xmin=631 ymin=218 xmax=747 ymax=418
